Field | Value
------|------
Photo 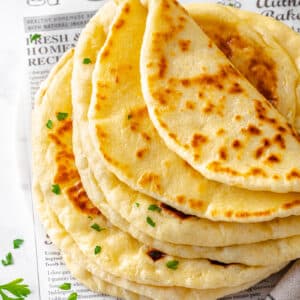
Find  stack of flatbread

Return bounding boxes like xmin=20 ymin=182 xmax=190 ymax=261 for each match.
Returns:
xmin=31 ymin=0 xmax=300 ymax=299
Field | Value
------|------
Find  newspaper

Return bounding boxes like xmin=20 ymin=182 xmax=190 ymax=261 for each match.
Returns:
xmin=19 ymin=0 xmax=300 ymax=299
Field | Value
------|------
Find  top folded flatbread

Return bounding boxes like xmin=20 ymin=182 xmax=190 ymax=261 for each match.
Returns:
xmin=140 ymin=0 xmax=300 ymax=193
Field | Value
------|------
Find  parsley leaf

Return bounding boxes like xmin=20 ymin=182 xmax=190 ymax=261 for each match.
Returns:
xmin=51 ymin=184 xmax=61 ymax=195
xmin=91 ymin=223 xmax=105 ymax=232
xmin=59 ymin=283 xmax=71 ymax=290
xmin=135 ymin=202 xmax=140 ymax=208
xmin=148 ymin=204 xmax=161 ymax=213
xmin=56 ymin=112 xmax=68 ymax=121
xmin=1 ymin=253 xmax=13 ymax=267
xmin=30 ymin=34 xmax=41 ymax=43
xmin=13 ymin=239 xmax=24 ymax=249
xmin=166 ymin=260 xmax=179 ymax=270
xmin=46 ymin=120 xmax=53 ymax=129
xmin=146 ymin=216 xmax=156 ymax=227
xmin=94 ymin=246 xmax=101 ymax=255
xmin=0 ymin=278 xmax=31 ymax=299
xmin=127 ymin=114 xmax=132 ymax=120
xmin=68 ymin=292 xmax=78 ymax=300
xmin=83 ymin=58 xmax=92 ymax=64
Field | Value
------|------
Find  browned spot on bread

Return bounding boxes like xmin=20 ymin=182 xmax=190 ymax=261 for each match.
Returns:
xmin=273 ymin=134 xmax=285 ymax=149
xmin=191 ymin=133 xmax=208 ymax=148
xmin=277 ymin=126 xmax=287 ymax=133
xmin=160 ymin=203 xmax=191 ymax=219
xmin=219 ymin=147 xmax=227 ymax=160
xmin=247 ymin=167 xmax=267 ymax=177
xmin=225 ymin=211 xmax=233 ymax=218
xmin=266 ymin=154 xmax=280 ymax=163
xmin=194 ymin=154 xmax=200 ymax=161
xmin=282 ymin=199 xmax=300 ymax=209
xmin=203 ymin=102 xmax=215 ymax=114
xmin=234 ymin=210 xmax=272 ymax=218
xmin=232 ymin=140 xmax=242 ymax=149
xmin=147 ymin=249 xmax=166 ymax=262
xmin=130 ymin=122 xmax=139 ymax=132
xmin=158 ymin=56 xmax=167 ymax=78
xmin=115 ymin=19 xmax=125 ymax=29
xmin=138 ymin=173 xmax=161 ymax=192
xmin=66 ymin=182 xmax=100 ymax=216
xmin=185 ymin=101 xmax=196 ymax=110
xmin=129 ymin=106 xmax=148 ymax=119
xmin=48 ymin=133 xmax=63 ymax=146
xmin=178 ymin=39 xmax=191 ymax=52
xmin=96 ymin=126 xmax=107 ymax=139
xmin=286 ymin=169 xmax=300 ymax=180
xmin=102 ymin=50 xmax=109 ymax=58
xmin=198 ymin=91 xmax=204 ymax=98
xmin=273 ymin=175 xmax=280 ymax=180
xmin=56 ymin=120 xmax=72 ymax=135
xmin=141 ymin=132 xmax=151 ymax=141
xmin=228 ymin=82 xmax=243 ymax=94
xmin=181 ymin=79 xmax=191 ymax=87
xmin=242 ymin=124 xmax=261 ymax=135
xmin=175 ymin=195 xmax=185 ymax=204
xmin=188 ymin=198 xmax=203 ymax=210
xmin=136 ymin=148 xmax=148 ymax=159
xmin=208 ymin=161 xmax=239 ymax=176
xmin=216 ymin=128 xmax=226 ymax=136
xmin=235 ymin=115 xmax=242 ymax=121
xmin=123 ymin=3 xmax=130 ymax=13
xmin=168 ymin=132 xmax=177 ymax=140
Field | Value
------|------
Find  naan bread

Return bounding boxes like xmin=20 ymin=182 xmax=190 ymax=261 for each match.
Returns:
xmin=32 ymin=49 xmax=282 ymax=292
xmin=71 ymin=0 xmax=300 ymax=267
xmin=140 ymin=0 xmax=300 ymax=192
xmin=86 ymin=0 xmax=300 ymax=222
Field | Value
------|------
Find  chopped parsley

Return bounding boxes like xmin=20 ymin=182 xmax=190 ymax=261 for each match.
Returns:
xmin=0 ymin=278 xmax=31 ymax=299
xmin=146 ymin=216 xmax=155 ymax=227
xmin=228 ymin=3 xmax=235 ymax=6
xmin=127 ymin=114 xmax=133 ymax=120
xmin=46 ymin=120 xmax=53 ymax=129
xmin=88 ymin=216 xmax=93 ymax=220
xmin=52 ymin=184 xmax=61 ymax=195
xmin=13 ymin=239 xmax=24 ymax=249
xmin=135 ymin=202 xmax=140 ymax=208
xmin=148 ymin=204 xmax=161 ymax=213
xmin=30 ymin=34 xmax=41 ymax=43
xmin=166 ymin=260 xmax=179 ymax=270
xmin=91 ymin=223 xmax=105 ymax=232
xmin=59 ymin=283 xmax=71 ymax=290
xmin=94 ymin=246 xmax=102 ymax=255
xmin=1 ymin=253 xmax=13 ymax=267
xmin=56 ymin=112 xmax=68 ymax=121
xmin=68 ymin=292 xmax=78 ymax=300
xmin=83 ymin=58 xmax=92 ymax=64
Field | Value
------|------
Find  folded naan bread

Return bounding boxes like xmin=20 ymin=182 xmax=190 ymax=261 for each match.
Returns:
xmin=86 ymin=0 xmax=300 ymax=223
xmin=140 ymin=0 xmax=300 ymax=193
xmin=31 ymin=48 xmax=284 ymax=300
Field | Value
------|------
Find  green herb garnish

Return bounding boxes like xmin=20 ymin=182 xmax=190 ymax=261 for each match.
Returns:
xmin=46 ymin=120 xmax=53 ymax=129
xmin=59 ymin=283 xmax=71 ymax=290
xmin=91 ymin=223 xmax=105 ymax=232
xmin=13 ymin=239 xmax=24 ymax=249
xmin=56 ymin=112 xmax=68 ymax=121
xmin=135 ymin=202 xmax=140 ymax=208
xmin=166 ymin=260 xmax=179 ymax=270
xmin=51 ymin=184 xmax=61 ymax=195
xmin=68 ymin=292 xmax=78 ymax=300
xmin=127 ymin=114 xmax=133 ymax=120
xmin=0 ymin=278 xmax=31 ymax=299
xmin=94 ymin=246 xmax=102 ymax=255
xmin=1 ymin=253 xmax=13 ymax=267
xmin=146 ymin=216 xmax=155 ymax=227
xmin=30 ymin=34 xmax=41 ymax=43
xmin=148 ymin=204 xmax=161 ymax=213
xmin=83 ymin=58 xmax=92 ymax=64
xmin=88 ymin=216 xmax=93 ymax=220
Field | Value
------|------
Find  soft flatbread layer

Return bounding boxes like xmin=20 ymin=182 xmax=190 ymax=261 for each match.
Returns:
xmin=140 ymin=0 xmax=300 ymax=193
xmin=87 ymin=0 xmax=300 ymax=223
xmin=32 ymin=46 xmax=285 ymax=291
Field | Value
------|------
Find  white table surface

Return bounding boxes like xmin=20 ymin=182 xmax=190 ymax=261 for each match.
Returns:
xmin=0 ymin=1 xmax=39 ymax=298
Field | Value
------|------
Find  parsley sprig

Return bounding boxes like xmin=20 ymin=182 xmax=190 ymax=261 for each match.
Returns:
xmin=1 ymin=253 xmax=13 ymax=267
xmin=0 ymin=278 xmax=31 ymax=300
